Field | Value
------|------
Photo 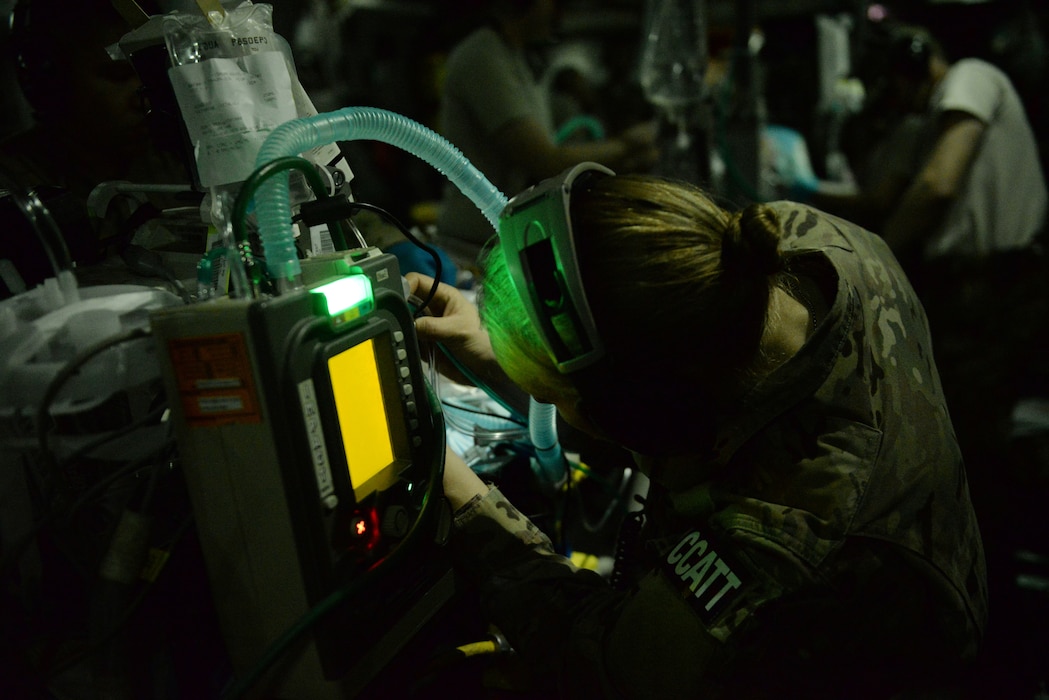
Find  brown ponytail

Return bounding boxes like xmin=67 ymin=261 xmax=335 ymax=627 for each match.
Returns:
xmin=721 ymin=204 xmax=785 ymax=280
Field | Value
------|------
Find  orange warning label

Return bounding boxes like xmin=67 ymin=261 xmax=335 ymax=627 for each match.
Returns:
xmin=167 ymin=333 xmax=262 ymax=426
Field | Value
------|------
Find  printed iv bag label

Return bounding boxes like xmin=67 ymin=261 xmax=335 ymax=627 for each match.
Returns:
xmin=168 ymin=51 xmax=297 ymax=187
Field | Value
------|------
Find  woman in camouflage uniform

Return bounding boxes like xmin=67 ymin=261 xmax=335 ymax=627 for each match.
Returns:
xmin=407 ymin=170 xmax=987 ymax=698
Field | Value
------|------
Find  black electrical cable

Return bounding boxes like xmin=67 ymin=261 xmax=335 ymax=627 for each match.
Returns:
xmin=408 ymin=625 xmax=512 ymax=695
xmin=34 ymin=326 xmax=153 ymax=494
xmin=415 ymin=636 xmax=507 ymax=684
xmin=0 ymin=442 xmax=176 ymax=577
xmin=136 ymin=456 xmax=167 ymax=515
xmin=53 ymin=404 xmax=169 ymax=471
xmin=568 ymin=466 xmax=636 ymax=535
xmin=294 ymin=199 xmax=442 ymax=318
xmin=338 ymin=201 xmax=441 ymax=313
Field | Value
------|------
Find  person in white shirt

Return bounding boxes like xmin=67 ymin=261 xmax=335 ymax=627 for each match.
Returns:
xmin=435 ymin=0 xmax=658 ymax=269
xmin=816 ymin=24 xmax=1048 ymax=554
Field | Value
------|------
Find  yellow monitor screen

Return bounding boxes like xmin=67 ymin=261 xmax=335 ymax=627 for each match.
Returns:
xmin=327 ymin=338 xmax=398 ymax=502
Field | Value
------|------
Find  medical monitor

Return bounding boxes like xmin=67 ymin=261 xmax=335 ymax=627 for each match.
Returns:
xmin=151 ymin=251 xmax=451 ymax=695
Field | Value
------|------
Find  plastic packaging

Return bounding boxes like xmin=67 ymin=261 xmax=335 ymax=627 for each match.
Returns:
xmin=0 ymin=285 xmax=181 ymax=459
xmin=163 ymin=2 xmax=277 ymax=68
xmin=162 ymin=1 xmax=346 ymax=241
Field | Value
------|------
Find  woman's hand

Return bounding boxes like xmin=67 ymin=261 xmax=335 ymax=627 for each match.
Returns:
xmin=406 ymin=272 xmax=499 ymax=385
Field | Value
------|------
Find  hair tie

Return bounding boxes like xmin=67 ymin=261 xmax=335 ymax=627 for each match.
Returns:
xmin=721 ymin=205 xmax=783 ymax=278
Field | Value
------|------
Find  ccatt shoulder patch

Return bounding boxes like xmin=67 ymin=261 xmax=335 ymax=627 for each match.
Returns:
xmin=660 ymin=529 xmax=751 ymax=627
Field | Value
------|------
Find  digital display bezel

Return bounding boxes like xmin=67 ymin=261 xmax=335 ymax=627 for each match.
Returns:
xmin=312 ymin=320 xmax=413 ymax=506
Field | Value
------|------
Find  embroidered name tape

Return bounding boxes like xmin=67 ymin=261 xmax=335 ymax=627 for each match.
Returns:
xmin=662 ymin=529 xmax=748 ymax=626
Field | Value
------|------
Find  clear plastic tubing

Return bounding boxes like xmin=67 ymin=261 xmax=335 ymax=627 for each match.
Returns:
xmin=253 ymin=106 xmax=507 ymax=288
xmin=253 ymin=106 xmax=561 ymax=486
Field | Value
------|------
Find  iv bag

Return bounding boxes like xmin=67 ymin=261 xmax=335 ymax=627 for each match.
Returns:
xmin=638 ymin=0 xmax=708 ymax=111
xmin=162 ymin=3 xmax=296 ymax=188
xmin=162 ymin=2 xmax=344 ymax=190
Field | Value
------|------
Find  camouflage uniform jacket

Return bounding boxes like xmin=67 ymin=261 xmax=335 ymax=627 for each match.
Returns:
xmin=450 ymin=202 xmax=988 ymax=699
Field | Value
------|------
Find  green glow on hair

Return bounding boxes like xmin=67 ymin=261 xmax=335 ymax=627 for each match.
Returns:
xmin=481 ymin=243 xmax=577 ymax=401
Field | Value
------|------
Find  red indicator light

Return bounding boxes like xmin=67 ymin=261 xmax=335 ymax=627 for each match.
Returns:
xmin=335 ymin=507 xmax=381 ymax=556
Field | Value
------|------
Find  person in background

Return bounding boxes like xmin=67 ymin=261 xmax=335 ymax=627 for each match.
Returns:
xmin=434 ymin=0 xmax=659 ymax=270
xmin=811 ymin=24 xmax=1046 ymax=266
xmin=806 ymin=24 xmax=1049 ymax=532
xmin=0 ymin=0 xmax=162 ymax=200
xmin=0 ymin=0 xmax=191 ymax=294
xmin=407 ymin=166 xmax=986 ymax=698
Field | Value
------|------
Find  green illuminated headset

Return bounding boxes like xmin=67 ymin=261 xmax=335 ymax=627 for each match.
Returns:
xmin=499 ymin=162 xmax=614 ymax=374
xmin=500 ymin=162 xmax=712 ymax=455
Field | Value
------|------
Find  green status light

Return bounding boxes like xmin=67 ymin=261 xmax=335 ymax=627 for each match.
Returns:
xmin=311 ymin=274 xmax=374 ymax=324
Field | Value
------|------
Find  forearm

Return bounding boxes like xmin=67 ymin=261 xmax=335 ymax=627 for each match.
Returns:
xmin=882 ymin=112 xmax=984 ymax=257
xmin=511 ymin=136 xmax=627 ymax=178
xmin=558 ymin=139 xmax=629 ymax=171
xmin=810 ymin=191 xmax=886 ymax=231
xmin=445 ymin=448 xmax=591 ymax=616
xmin=497 ymin=118 xmax=655 ymax=180
xmin=443 ymin=446 xmax=490 ymax=510
xmin=809 ymin=174 xmax=909 ymax=232
xmin=882 ymin=181 xmax=952 ymax=259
